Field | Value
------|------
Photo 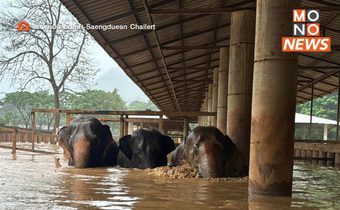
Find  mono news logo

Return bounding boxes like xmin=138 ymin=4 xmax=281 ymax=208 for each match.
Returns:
xmin=282 ymin=9 xmax=331 ymax=52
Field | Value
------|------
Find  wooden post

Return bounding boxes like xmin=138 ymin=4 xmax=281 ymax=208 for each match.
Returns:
xmin=159 ymin=115 xmax=164 ymax=134
xmin=31 ymin=112 xmax=36 ymax=152
xmin=124 ymin=115 xmax=129 ymax=135
xmin=66 ymin=113 xmax=71 ymax=126
xmin=11 ymin=129 xmax=17 ymax=154
xmin=120 ymin=116 xmax=125 ymax=138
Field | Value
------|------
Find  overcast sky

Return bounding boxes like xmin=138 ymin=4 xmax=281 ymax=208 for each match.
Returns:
xmin=0 ymin=0 xmax=149 ymax=103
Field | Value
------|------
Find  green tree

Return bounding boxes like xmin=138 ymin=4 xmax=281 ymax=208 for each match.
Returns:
xmin=0 ymin=111 xmax=21 ymax=126
xmin=1 ymin=91 xmax=54 ymax=128
xmin=296 ymin=92 xmax=338 ymax=140
xmin=296 ymin=92 xmax=337 ymax=120
xmin=62 ymin=89 xmax=126 ymax=110
xmin=128 ymin=100 xmax=158 ymax=111
xmin=0 ymin=0 xmax=98 ymax=131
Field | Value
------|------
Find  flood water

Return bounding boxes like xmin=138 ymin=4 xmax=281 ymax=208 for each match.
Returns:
xmin=0 ymin=143 xmax=340 ymax=209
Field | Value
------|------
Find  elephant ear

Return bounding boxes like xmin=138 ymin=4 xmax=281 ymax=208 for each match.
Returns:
xmin=161 ymin=135 xmax=176 ymax=155
xmin=118 ymin=135 xmax=133 ymax=160
xmin=101 ymin=125 xmax=119 ymax=166
xmin=57 ymin=126 xmax=73 ymax=165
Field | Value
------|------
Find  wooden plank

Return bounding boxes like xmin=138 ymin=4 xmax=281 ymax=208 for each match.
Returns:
xmin=0 ymin=145 xmax=59 ymax=154
xmin=31 ymin=108 xmax=216 ymax=117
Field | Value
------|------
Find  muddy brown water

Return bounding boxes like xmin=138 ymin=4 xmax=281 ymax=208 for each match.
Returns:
xmin=0 ymin=143 xmax=339 ymax=209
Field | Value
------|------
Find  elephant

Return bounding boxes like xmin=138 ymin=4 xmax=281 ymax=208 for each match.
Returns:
xmin=169 ymin=126 xmax=246 ymax=178
xmin=119 ymin=128 xmax=175 ymax=169
xmin=58 ymin=116 xmax=130 ymax=168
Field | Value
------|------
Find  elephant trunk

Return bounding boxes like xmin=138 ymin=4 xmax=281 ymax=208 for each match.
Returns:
xmin=73 ymin=137 xmax=91 ymax=168
xmin=197 ymin=143 xmax=225 ymax=178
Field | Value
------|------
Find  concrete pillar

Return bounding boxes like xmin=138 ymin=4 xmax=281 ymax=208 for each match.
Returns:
xmin=183 ymin=118 xmax=188 ymax=140
xmin=249 ymin=0 xmax=299 ymax=196
xmin=203 ymin=94 xmax=208 ymax=126
xmin=212 ymin=68 xmax=219 ymax=126
xmin=159 ymin=115 xmax=163 ymax=134
xmin=207 ymin=84 xmax=213 ymax=126
xmin=128 ymin=122 xmax=134 ymax=134
xmin=216 ymin=47 xmax=229 ymax=134
xmin=198 ymin=111 xmax=202 ymax=126
xmin=323 ymin=124 xmax=328 ymax=140
xmin=227 ymin=10 xmax=255 ymax=168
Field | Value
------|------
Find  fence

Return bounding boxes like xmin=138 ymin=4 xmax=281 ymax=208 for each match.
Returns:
xmin=0 ymin=126 xmax=57 ymax=154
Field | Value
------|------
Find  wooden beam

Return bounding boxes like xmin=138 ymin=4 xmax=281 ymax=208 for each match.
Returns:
xmin=162 ymin=45 xmax=227 ymax=50
xmin=169 ymin=66 xmax=216 ymax=71
xmin=143 ymin=0 xmax=181 ymax=112
xmin=299 ymin=53 xmax=340 ymax=66
xmin=116 ymin=26 xmax=229 ymax=59
xmin=150 ymin=7 xmax=255 ymax=14
xmin=31 ymin=108 xmax=216 ymax=117
xmin=126 ymin=0 xmax=177 ymax=112
xmin=300 ymin=6 xmax=340 ymax=11
xmin=299 ymin=65 xmax=340 ymax=69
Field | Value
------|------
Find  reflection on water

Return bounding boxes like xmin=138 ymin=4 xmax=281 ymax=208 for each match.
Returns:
xmin=0 ymin=144 xmax=339 ymax=209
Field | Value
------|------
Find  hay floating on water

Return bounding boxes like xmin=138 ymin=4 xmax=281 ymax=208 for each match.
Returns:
xmin=147 ymin=164 xmax=248 ymax=183
xmin=147 ymin=164 xmax=200 ymax=179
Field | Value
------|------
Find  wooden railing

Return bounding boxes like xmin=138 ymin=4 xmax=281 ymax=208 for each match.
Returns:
xmin=0 ymin=126 xmax=57 ymax=153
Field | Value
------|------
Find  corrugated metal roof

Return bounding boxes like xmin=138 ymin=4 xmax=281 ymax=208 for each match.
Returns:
xmin=60 ymin=0 xmax=340 ymax=115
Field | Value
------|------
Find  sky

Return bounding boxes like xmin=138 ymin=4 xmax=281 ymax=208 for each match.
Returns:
xmin=0 ymin=0 xmax=149 ymax=103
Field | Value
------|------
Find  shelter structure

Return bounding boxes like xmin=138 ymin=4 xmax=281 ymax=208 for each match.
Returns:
xmin=60 ymin=0 xmax=340 ymax=196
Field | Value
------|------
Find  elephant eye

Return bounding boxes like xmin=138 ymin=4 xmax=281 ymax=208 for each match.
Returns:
xmin=193 ymin=143 xmax=199 ymax=156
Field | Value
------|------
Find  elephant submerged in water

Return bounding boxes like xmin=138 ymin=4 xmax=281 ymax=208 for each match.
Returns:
xmin=58 ymin=116 xmax=130 ymax=168
xmin=169 ymin=126 xmax=247 ymax=178
xmin=119 ymin=128 xmax=176 ymax=169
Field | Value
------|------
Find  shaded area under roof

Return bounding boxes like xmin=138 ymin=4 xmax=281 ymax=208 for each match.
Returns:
xmin=60 ymin=0 xmax=340 ymax=114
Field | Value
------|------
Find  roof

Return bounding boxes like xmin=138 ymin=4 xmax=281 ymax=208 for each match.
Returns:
xmin=60 ymin=0 xmax=340 ymax=114
xmin=295 ymin=113 xmax=338 ymax=125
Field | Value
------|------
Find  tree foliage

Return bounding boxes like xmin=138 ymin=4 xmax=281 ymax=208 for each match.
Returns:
xmin=296 ymin=92 xmax=338 ymax=140
xmin=128 ymin=100 xmax=158 ymax=111
xmin=0 ymin=91 xmax=54 ymax=128
xmin=296 ymin=92 xmax=338 ymax=120
xmin=0 ymin=0 xmax=98 ymax=130
xmin=0 ymin=89 xmax=128 ymax=129
xmin=62 ymin=89 xmax=127 ymax=110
